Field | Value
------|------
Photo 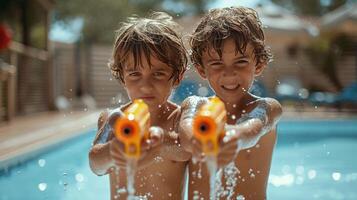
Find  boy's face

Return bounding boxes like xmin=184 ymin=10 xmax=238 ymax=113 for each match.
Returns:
xmin=196 ymin=38 xmax=265 ymax=104
xmin=122 ymin=53 xmax=178 ymax=107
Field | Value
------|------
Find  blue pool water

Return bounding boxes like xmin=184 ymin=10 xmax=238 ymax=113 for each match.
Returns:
xmin=1 ymin=120 xmax=357 ymax=200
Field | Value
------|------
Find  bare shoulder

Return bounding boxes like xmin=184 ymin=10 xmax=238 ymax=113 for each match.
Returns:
xmin=256 ymin=97 xmax=283 ymax=123
xmin=181 ymin=95 xmax=208 ymax=109
xmin=254 ymin=97 xmax=281 ymax=111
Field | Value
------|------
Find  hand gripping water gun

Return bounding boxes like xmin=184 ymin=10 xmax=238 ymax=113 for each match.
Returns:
xmin=193 ymin=96 xmax=227 ymax=155
xmin=113 ymin=99 xmax=150 ymax=158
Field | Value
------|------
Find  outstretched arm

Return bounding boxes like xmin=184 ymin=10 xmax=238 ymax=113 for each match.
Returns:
xmin=88 ymin=110 xmax=115 ymax=176
xmin=224 ymin=98 xmax=282 ymax=151
xmin=89 ymin=108 xmax=165 ymax=176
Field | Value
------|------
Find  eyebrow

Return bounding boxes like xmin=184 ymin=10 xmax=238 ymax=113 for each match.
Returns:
xmin=206 ymin=55 xmax=249 ymax=63
xmin=125 ymin=68 xmax=138 ymax=72
xmin=234 ymin=55 xmax=249 ymax=60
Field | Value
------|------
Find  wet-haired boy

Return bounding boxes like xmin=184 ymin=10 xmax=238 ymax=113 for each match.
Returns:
xmin=89 ymin=12 xmax=190 ymax=200
xmin=179 ymin=7 xmax=282 ymax=200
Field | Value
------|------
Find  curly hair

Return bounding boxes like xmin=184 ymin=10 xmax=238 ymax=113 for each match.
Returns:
xmin=108 ymin=12 xmax=187 ymax=83
xmin=190 ymin=6 xmax=272 ymax=66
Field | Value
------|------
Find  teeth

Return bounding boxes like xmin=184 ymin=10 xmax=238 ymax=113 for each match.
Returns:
xmin=223 ymin=85 xmax=238 ymax=90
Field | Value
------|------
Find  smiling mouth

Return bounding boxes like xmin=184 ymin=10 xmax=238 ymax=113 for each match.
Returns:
xmin=221 ymin=84 xmax=240 ymax=91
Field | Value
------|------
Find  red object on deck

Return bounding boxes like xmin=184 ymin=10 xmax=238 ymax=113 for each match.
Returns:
xmin=0 ymin=23 xmax=12 ymax=50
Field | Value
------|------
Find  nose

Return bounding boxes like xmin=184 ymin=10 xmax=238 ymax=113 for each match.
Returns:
xmin=139 ymin=78 xmax=153 ymax=93
xmin=223 ymin=66 xmax=237 ymax=77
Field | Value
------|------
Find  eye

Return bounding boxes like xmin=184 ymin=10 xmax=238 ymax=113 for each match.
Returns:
xmin=208 ymin=62 xmax=223 ymax=70
xmin=153 ymin=72 xmax=166 ymax=77
xmin=234 ymin=60 xmax=249 ymax=66
xmin=128 ymin=72 xmax=140 ymax=76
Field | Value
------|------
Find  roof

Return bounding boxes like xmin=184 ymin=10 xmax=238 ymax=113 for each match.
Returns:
xmin=321 ymin=2 xmax=357 ymax=27
xmin=254 ymin=2 xmax=318 ymax=35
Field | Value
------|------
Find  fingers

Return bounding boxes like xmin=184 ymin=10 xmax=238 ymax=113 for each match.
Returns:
xmin=140 ymin=126 xmax=163 ymax=152
xmin=109 ymin=139 xmax=127 ymax=167
xmin=107 ymin=110 xmax=123 ymax=126
xmin=148 ymin=126 xmax=164 ymax=148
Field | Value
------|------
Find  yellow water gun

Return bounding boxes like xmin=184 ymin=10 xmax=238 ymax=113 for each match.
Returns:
xmin=113 ymin=99 xmax=150 ymax=158
xmin=193 ymin=96 xmax=227 ymax=155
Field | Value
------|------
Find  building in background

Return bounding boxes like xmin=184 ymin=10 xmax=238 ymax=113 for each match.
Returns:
xmin=0 ymin=0 xmax=55 ymax=123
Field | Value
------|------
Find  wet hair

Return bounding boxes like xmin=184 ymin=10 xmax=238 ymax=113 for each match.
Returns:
xmin=108 ymin=12 xmax=187 ymax=84
xmin=190 ymin=6 xmax=273 ymax=66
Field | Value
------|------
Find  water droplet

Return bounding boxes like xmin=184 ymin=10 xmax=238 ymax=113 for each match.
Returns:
xmin=308 ymin=170 xmax=316 ymax=179
xmin=75 ymin=173 xmax=84 ymax=182
xmin=198 ymin=87 xmax=209 ymax=96
xmin=117 ymin=187 xmax=126 ymax=194
xmin=38 ymin=183 xmax=47 ymax=191
xmin=332 ymin=172 xmax=341 ymax=181
xmin=38 ymin=159 xmax=46 ymax=167
xmin=236 ymin=195 xmax=245 ymax=200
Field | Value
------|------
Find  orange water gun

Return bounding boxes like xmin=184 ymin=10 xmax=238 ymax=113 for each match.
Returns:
xmin=113 ymin=99 xmax=150 ymax=158
xmin=193 ymin=96 xmax=227 ymax=155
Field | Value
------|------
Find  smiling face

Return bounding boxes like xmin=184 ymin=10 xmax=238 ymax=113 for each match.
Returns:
xmin=122 ymin=52 xmax=179 ymax=108
xmin=196 ymin=38 xmax=266 ymax=105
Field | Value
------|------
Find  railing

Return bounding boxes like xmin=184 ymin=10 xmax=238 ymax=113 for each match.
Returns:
xmin=0 ymin=41 xmax=53 ymax=123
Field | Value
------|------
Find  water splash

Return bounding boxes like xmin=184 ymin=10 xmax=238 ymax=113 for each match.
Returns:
xmin=206 ymin=156 xmax=217 ymax=200
xmin=224 ymin=162 xmax=239 ymax=200
xmin=126 ymin=159 xmax=137 ymax=200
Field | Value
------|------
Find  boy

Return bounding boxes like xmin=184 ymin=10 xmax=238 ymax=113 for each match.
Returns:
xmin=89 ymin=12 xmax=190 ymax=200
xmin=179 ymin=7 xmax=282 ymax=200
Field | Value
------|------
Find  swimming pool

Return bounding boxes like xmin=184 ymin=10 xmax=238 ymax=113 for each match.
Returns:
xmin=0 ymin=120 xmax=357 ymax=199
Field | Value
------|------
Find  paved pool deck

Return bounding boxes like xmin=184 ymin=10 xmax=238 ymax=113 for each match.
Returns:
xmin=0 ymin=110 xmax=100 ymax=170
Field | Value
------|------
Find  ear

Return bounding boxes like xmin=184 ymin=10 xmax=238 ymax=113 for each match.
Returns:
xmin=254 ymin=62 xmax=266 ymax=77
xmin=195 ymin=64 xmax=207 ymax=79
xmin=173 ymin=73 xmax=184 ymax=88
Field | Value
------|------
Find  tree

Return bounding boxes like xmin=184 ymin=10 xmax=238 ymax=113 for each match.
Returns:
xmin=53 ymin=0 xmax=211 ymax=44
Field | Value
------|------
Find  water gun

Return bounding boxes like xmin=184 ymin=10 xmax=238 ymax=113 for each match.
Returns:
xmin=193 ymin=96 xmax=227 ymax=155
xmin=113 ymin=99 xmax=150 ymax=158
